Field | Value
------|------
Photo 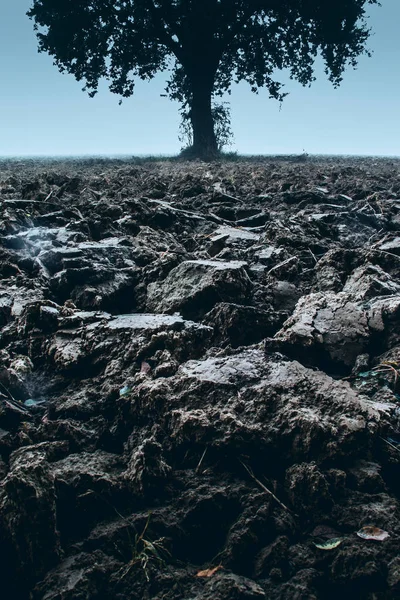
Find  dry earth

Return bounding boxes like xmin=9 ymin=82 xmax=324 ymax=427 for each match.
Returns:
xmin=1 ymin=156 xmax=400 ymax=599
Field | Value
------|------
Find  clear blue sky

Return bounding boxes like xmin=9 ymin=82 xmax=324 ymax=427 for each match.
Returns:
xmin=0 ymin=0 xmax=399 ymax=156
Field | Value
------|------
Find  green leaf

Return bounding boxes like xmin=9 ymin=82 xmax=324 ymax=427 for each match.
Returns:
xmin=314 ymin=538 xmax=343 ymax=550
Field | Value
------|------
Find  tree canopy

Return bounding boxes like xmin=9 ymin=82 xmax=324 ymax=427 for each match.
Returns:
xmin=28 ymin=0 xmax=380 ymax=158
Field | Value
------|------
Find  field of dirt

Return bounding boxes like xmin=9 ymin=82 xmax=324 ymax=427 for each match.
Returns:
xmin=1 ymin=155 xmax=400 ymax=599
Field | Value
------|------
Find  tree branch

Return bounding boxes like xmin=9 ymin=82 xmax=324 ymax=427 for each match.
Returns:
xmin=217 ymin=0 xmax=281 ymax=54
xmin=146 ymin=0 xmax=184 ymax=62
xmin=217 ymin=6 xmax=257 ymax=54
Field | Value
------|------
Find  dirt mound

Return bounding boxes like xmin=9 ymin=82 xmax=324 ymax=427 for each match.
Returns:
xmin=1 ymin=156 xmax=400 ymax=599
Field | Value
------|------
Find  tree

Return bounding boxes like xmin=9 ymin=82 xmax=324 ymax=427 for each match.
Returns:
xmin=27 ymin=0 xmax=379 ymax=159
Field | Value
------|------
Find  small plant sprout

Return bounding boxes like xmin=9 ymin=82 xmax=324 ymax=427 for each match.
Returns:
xmin=117 ymin=513 xmax=170 ymax=582
xmin=372 ymin=361 xmax=400 ymax=391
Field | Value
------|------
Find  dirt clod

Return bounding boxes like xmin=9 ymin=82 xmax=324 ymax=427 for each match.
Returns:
xmin=1 ymin=156 xmax=400 ymax=599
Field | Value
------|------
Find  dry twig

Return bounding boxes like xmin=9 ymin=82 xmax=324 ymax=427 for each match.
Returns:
xmin=266 ymin=256 xmax=297 ymax=276
xmin=196 ymin=447 xmax=208 ymax=474
xmin=373 ymin=361 xmax=400 ymax=390
xmin=380 ymin=437 xmax=400 ymax=454
xmin=240 ymin=460 xmax=293 ymax=514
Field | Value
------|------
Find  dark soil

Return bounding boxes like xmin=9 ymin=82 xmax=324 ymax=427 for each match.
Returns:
xmin=1 ymin=155 xmax=400 ymax=599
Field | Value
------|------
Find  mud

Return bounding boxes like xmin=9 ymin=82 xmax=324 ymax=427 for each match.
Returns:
xmin=1 ymin=155 xmax=400 ymax=599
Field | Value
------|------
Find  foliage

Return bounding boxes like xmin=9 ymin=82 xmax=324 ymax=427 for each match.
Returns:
xmin=179 ymin=101 xmax=233 ymax=152
xmin=117 ymin=513 xmax=169 ymax=582
xmin=27 ymin=0 xmax=380 ymax=156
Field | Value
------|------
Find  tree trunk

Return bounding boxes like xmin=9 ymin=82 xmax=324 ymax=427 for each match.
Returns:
xmin=189 ymin=78 xmax=218 ymax=159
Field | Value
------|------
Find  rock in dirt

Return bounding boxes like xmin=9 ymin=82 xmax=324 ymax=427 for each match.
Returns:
xmin=137 ymin=348 xmax=382 ymax=463
xmin=343 ymin=263 xmax=400 ymax=300
xmin=147 ymin=259 xmax=251 ymax=318
xmin=269 ymin=290 xmax=400 ymax=371
xmin=269 ymin=292 xmax=370 ymax=370
xmin=46 ymin=310 xmax=212 ymax=373
xmin=0 ymin=443 xmax=64 ymax=589
xmin=203 ymin=302 xmax=278 ymax=347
